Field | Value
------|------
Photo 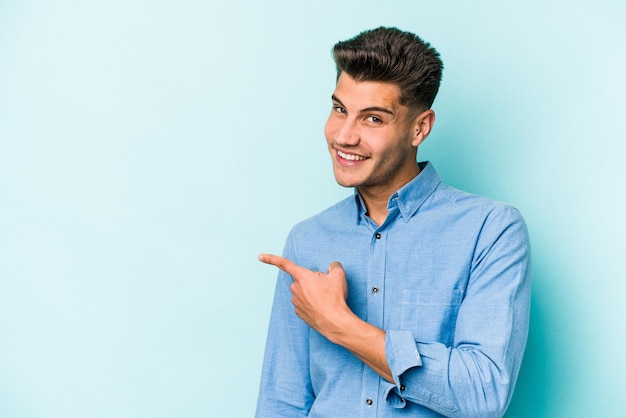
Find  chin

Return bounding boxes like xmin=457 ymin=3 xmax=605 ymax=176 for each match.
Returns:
xmin=333 ymin=176 xmax=359 ymax=188
xmin=333 ymin=167 xmax=365 ymax=187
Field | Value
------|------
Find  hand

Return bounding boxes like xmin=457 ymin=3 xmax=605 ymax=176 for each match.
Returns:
xmin=258 ymin=254 xmax=352 ymax=339
xmin=259 ymin=253 xmax=394 ymax=382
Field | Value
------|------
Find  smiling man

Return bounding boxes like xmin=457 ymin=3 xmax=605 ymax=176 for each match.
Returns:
xmin=256 ymin=27 xmax=531 ymax=418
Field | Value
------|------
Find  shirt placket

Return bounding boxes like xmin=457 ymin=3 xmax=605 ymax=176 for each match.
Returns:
xmin=361 ymin=224 xmax=387 ymax=417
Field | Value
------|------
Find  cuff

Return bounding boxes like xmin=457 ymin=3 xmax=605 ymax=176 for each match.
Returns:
xmin=383 ymin=330 xmax=422 ymax=408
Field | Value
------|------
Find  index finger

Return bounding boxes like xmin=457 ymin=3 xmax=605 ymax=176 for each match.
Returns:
xmin=258 ymin=253 xmax=308 ymax=278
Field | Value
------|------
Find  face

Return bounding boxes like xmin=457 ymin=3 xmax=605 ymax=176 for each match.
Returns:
xmin=324 ymin=72 xmax=431 ymax=197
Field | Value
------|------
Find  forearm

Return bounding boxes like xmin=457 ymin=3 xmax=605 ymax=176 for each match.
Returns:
xmin=321 ymin=310 xmax=394 ymax=384
xmin=384 ymin=334 xmax=523 ymax=418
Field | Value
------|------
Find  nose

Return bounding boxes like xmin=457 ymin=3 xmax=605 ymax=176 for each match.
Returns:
xmin=331 ymin=118 xmax=360 ymax=147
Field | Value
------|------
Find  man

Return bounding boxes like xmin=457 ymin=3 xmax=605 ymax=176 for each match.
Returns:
xmin=256 ymin=27 xmax=531 ymax=418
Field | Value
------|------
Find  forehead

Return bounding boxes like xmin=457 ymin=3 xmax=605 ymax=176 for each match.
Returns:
xmin=333 ymin=73 xmax=403 ymax=110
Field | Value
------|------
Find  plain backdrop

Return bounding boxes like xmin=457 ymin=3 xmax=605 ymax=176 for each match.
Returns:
xmin=1 ymin=1 xmax=625 ymax=416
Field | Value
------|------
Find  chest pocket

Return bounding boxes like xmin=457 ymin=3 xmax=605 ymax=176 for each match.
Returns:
xmin=400 ymin=288 xmax=464 ymax=345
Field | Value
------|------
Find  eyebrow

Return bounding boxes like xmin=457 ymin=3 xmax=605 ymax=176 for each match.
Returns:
xmin=331 ymin=95 xmax=395 ymax=116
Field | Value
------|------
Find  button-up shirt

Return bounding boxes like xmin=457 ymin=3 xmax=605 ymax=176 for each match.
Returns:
xmin=256 ymin=162 xmax=531 ymax=417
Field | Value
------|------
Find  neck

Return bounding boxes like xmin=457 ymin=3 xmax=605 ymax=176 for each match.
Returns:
xmin=358 ymin=190 xmax=390 ymax=226
xmin=358 ymin=163 xmax=421 ymax=226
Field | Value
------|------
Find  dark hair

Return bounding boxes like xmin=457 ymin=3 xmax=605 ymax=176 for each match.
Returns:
xmin=332 ymin=27 xmax=443 ymax=110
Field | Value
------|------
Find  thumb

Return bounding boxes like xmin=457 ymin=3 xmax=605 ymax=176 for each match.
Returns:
xmin=328 ymin=261 xmax=348 ymax=299
xmin=327 ymin=261 xmax=345 ymax=276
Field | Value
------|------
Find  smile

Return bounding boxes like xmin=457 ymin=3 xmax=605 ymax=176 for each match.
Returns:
xmin=337 ymin=150 xmax=367 ymax=161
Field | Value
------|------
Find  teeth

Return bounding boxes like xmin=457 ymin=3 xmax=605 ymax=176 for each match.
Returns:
xmin=337 ymin=150 xmax=367 ymax=161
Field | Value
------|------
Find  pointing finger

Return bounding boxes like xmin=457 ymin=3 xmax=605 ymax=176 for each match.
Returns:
xmin=258 ymin=254 xmax=308 ymax=277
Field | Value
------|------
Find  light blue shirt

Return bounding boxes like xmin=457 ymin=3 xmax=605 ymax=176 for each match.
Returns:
xmin=257 ymin=162 xmax=531 ymax=418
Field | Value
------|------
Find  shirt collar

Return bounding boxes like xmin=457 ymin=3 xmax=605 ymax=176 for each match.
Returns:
xmin=353 ymin=161 xmax=441 ymax=224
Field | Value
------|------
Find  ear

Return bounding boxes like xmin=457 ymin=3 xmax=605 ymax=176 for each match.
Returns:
xmin=411 ymin=109 xmax=435 ymax=147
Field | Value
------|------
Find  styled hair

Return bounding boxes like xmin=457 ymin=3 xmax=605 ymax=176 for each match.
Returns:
xmin=332 ymin=27 xmax=443 ymax=110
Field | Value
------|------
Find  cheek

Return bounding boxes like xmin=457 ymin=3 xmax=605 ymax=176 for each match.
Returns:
xmin=323 ymin=122 xmax=332 ymax=143
xmin=372 ymin=136 xmax=407 ymax=162
xmin=324 ymin=117 xmax=338 ymax=142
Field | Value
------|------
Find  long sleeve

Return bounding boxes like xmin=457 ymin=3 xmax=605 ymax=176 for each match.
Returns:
xmin=383 ymin=207 xmax=532 ymax=417
xmin=256 ymin=232 xmax=314 ymax=417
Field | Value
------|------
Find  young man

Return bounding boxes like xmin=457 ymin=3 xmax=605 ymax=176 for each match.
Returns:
xmin=256 ymin=27 xmax=531 ymax=418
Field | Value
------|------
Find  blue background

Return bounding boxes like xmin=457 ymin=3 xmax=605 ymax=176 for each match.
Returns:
xmin=1 ymin=1 xmax=625 ymax=416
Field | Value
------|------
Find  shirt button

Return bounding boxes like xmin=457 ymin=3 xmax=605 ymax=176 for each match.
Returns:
xmin=366 ymin=398 xmax=373 ymax=406
xmin=400 ymin=385 xmax=406 ymax=391
xmin=372 ymin=286 xmax=379 ymax=294
xmin=375 ymin=233 xmax=381 ymax=239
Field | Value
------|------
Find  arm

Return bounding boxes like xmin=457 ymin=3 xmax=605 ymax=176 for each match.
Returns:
xmin=255 ymin=236 xmax=314 ymax=418
xmin=257 ymin=256 xmax=394 ymax=383
xmin=383 ymin=207 xmax=532 ymax=417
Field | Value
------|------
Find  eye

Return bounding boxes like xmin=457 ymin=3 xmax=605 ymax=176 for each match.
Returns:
xmin=333 ymin=105 xmax=347 ymax=114
xmin=366 ymin=115 xmax=383 ymax=124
